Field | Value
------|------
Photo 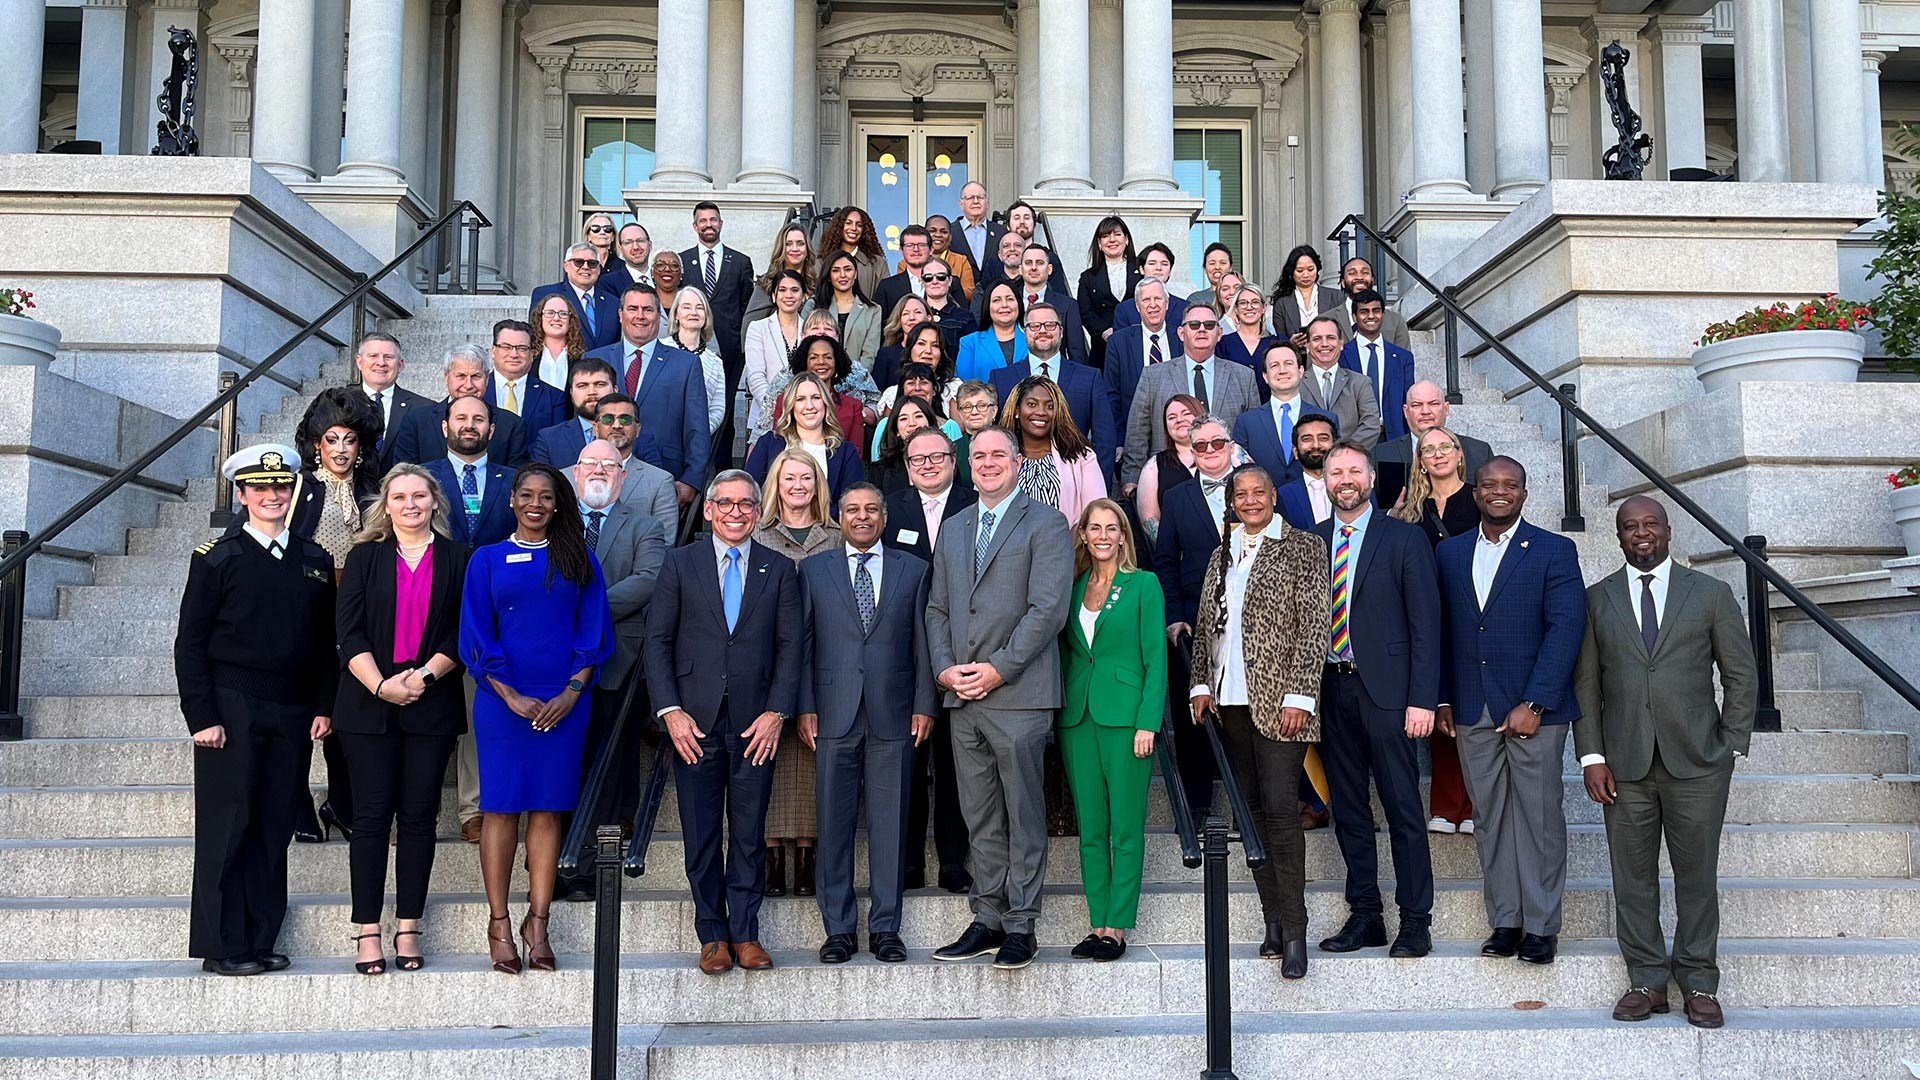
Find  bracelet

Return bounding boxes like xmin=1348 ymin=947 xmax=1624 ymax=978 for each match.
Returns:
xmin=375 ymin=676 xmax=390 ymax=698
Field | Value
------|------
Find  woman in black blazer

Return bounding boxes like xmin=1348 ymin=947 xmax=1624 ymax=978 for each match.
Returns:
xmin=332 ymin=463 xmax=471 ymax=975
xmin=1076 ymin=215 xmax=1142 ymax=371
xmin=1269 ymin=243 xmax=1351 ymax=351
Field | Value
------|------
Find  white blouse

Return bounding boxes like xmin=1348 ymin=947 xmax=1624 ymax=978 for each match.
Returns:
xmin=538 ymin=347 xmax=570 ymax=390
xmin=1105 ymin=259 xmax=1129 ymax=302
xmin=1078 ymin=604 xmax=1101 ymax=647
xmin=1211 ymin=529 xmax=1267 ymax=707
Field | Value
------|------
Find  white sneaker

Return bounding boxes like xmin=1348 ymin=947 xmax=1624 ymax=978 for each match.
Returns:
xmin=1427 ymin=816 xmax=1457 ymax=834
xmin=1459 ymin=819 xmax=1475 ymax=835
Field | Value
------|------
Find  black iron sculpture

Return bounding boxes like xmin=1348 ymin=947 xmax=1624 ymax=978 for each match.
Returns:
xmin=1600 ymin=40 xmax=1650 ymax=180
xmin=152 ymin=26 xmax=201 ymax=157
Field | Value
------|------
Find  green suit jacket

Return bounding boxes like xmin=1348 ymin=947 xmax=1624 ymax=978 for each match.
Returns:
xmin=1573 ymin=563 xmax=1758 ymax=782
xmin=1060 ymin=568 xmax=1169 ymax=732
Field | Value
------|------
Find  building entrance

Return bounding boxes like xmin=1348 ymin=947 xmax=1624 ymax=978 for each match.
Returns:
xmin=853 ymin=121 xmax=981 ymax=262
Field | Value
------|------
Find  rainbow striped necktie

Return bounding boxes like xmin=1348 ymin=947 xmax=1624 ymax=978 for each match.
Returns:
xmin=1330 ymin=525 xmax=1354 ymax=660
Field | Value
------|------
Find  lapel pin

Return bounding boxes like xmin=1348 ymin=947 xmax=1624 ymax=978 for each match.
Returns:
xmin=1520 ymin=540 xmax=1530 ymax=549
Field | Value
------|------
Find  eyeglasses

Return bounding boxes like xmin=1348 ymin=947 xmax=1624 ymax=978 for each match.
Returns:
xmin=576 ymin=458 xmax=619 ymax=471
xmin=957 ymin=401 xmax=996 ymax=413
xmin=541 ymin=309 xmax=571 ymax=320
xmin=907 ymin=452 xmax=954 ymax=468
xmin=709 ymin=497 xmax=758 ymax=513
xmin=1183 ymin=320 xmax=1220 ymax=331
xmin=1192 ymin=437 xmax=1232 ymax=453
xmin=492 ymin=342 xmax=532 ymax=353
xmin=1418 ymin=443 xmax=1461 ymax=457
xmin=586 ymin=225 xmax=615 ymax=234
xmin=923 ymin=273 xmax=950 ymax=282
xmin=566 ymin=258 xmax=599 ymax=269
xmin=597 ymin=413 xmax=637 ymax=426
xmin=1026 ymin=320 xmax=1062 ymax=332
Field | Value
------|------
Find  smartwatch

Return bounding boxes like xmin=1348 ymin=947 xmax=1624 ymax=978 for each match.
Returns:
xmin=1521 ymin=700 xmax=1546 ymax=716
xmin=419 ymin=670 xmax=438 ymax=688
xmin=567 ymin=678 xmax=587 ymax=693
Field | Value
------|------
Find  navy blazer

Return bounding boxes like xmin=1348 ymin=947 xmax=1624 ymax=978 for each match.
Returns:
xmin=1099 ymin=324 xmax=1153 ymax=443
xmin=743 ymin=433 xmax=864 ymax=512
xmin=679 ymin=245 xmax=755 ymax=359
xmin=483 ymin=373 xmax=570 ymax=434
xmin=796 ymin=546 xmax=938 ymax=739
xmin=600 ymin=261 xmax=650 ymax=301
xmin=1112 ymin=294 xmax=1189 ymax=333
xmin=989 ymin=357 xmax=1118 ymax=482
xmin=1434 ymin=518 xmax=1587 ymax=727
xmin=421 ymin=456 xmax=518 ymax=547
xmin=1152 ymin=476 xmax=1225 ymax=628
xmin=366 ymin=385 xmax=434 ymax=472
xmin=527 ymin=417 xmax=666 ymax=470
xmin=583 ymin=340 xmax=712 ymax=487
xmin=1312 ymin=512 xmax=1441 ymax=711
xmin=1277 ymin=475 xmax=1320 ymax=531
xmin=882 ymin=484 xmax=976 ymax=565
xmin=390 ymin=396 xmax=530 ymax=468
xmin=529 ymin=280 xmax=623 ymax=352
xmin=1232 ymin=400 xmax=1332 ymax=487
xmin=642 ymin=540 xmax=803 ymax=728
xmin=985 ymin=287 xmax=1087 ymax=367
xmin=1340 ymin=337 xmax=1418 ymax=442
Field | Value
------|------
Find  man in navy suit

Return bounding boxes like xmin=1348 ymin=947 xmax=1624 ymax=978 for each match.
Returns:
xmin=681 ymin=201 xmax=755 ymax=468
xmin=1339 ymin=290 xmax=1417 ymax=441
xmin=952 ymin=181 xmax=1009 ymax=282
xmin=529 ymin=243 xmax=623 ymax=351
xmin=1311 ymin=440 xmax=1442 ymax=960
xmin=390 ymin=343 xmax=529 ymax=468
xmin=1435 ymin=456 xmax=1587 ymax=966
xmin=600 ymin=222 xmax=653 ymax=299
xmin=483 ymin=319 xmax=570 ymax=433
xmin=989 ymin=303 xmax=1117 ymax=482
xmin=1233 ymin=343 xmax=1331 ymax=486
xmin=1102 ymin=279 xmax=1177 ymax=467
xmin=421 ymin=394 xmax=516 ymax=548
xmin=1277 ymin=413 xmax=1338 ymax=530
xmin=1004 ymin=200 xmax=1070 ymax=295
xmin=529 ymin=357 xmax=619 ymax=466
xmin=873 ymin=224 xmax=936 ymax=323
xmin=1111 ymin=244 xmax=1189 ymax=332
xmin=642 ymin=469 xmax=802 ymax=975
xmin=797 ymin=483 xmax=938 ymax=965
xmin=1004 ymin=244 xmax=1088 ymax=366
xmin=585 ymin=284 xmax=712 ymax=511
xmin=351 ymin=332 xmax=432 ymax=471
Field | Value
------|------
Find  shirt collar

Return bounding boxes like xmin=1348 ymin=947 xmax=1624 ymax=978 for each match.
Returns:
xmin=846 ymin=542 xmax=881 ymax=561
xmin=711 ymin=534 xmax=751 ymax=562
xmin=1271 ymin=393 xmax=1302 ymax=415
xmin=361 ymin=381 xmax=392 ymax=399
xmin=1479 ymin=519 xmax=1521 ymax=547
xmin=919 ymin=482 xmax=952 ymax=502
xmin=1354 ymin=331 xmax=1382 ymax=349
xmin=1335 ymin=504 xmax=1374 ymax=533
xmin=1634 ymin=557 xmax=1673 ymax=583
xmin=450 ymin=450 xmax=488 ymax=471
xmin=241 ymin=523 xmax=287 ymax=551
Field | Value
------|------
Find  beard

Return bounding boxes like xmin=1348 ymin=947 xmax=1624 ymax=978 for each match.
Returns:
xmin=1299 ymin=449 xmax=1329 ymax=471
xmin=581 ymin=476 xmax=615 ymax=508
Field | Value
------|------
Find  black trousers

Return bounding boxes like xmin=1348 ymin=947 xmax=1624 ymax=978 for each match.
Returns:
xmin=296 ymin=732 xmax=353 ymax=825
xmin=713 ymin=348 xmax=745 ymax=471
xmin=1318 ymin=667 xmax=1433 ymax=920
xmin=1213 ymin=705 xmax=1310 ymax=939
xmin=336 ymin=728 xmax=458 ymax=924
xmin=189 ymin=688 xmax=309 ymax=960
xmin=675 ymin=695 xmax=776 ymax=944
xmin=560 ymin=677 xmax=650 ymax=885
xmin=905 ymin=707 xmax=970 ymax=880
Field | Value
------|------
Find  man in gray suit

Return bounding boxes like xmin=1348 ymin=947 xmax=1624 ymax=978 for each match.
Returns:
xmin=1371 ymin=381 xmax=1493 ymax=510
xmin=1122 ymin=307 xmax=1261 ymax=489
xmin=1575 ymin=496 xmax=1755 ymax=1031
xmin=591 ymin=392 xmax=678 ymax=538
xmin=797 ymin=483 xmax=938 ymax=966
xmin=1300 ymin=315 xmax=1383 ymax=449
xmin=925 ymin=426 xmax=1074 ymax=970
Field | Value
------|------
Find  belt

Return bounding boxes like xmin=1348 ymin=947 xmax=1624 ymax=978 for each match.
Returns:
xmin=1323 ymin=660 xmax=1359 ymax=676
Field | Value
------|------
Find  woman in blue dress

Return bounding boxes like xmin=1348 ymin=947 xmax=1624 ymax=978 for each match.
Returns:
xmin=459 ymin=462 xmax=613 ymax=974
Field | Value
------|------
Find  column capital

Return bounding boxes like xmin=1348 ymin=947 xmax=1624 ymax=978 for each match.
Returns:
xmin=529 ymin=45 xmax=573 ymax=87
xmin=1251 ymin=58 xmax=1298 ymax=87
xmin=1320 ymin=0 xmax=1363 ymax=17
xmin=81 ymin=0 xmax=131 ymax=9
xmin=149 ymin=0 xmax=204 ymax=10
xmin=1864 ymin=48 xmax=1892 ymax=73
xmin=1294 ymin=12 xmax=1320 ymax=35
xmin=1384 ymin=0 xmax=1410 ymax=15
xmin=1580 ymin=14 xmax=1647 ymax=45
xmin=1646 ymin=15 xmax=1713 ymax=47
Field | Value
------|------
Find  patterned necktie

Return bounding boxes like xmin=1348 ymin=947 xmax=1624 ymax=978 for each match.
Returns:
xmin=1149 ymin=332 xmax=1164 ymax=365
xmin=704 ymin=250 xmax=717 ymax=296
xmin=1192 ymin=363 xmax=1209 ymax=411
xmin=1639 ymin=573 xmax=1660 ymax=653
xmin=372 ymin=391 xmax=386 ymax=453
xmin=854 ymin=552 xmax=877 ymax=635
xmin=723 ymin=547 xmax=743 ymax=633
xmin=624 ymin=347 xmax=643 ymax=397
xmin=461 ymin=463 xmax=479 ymax=534
xmin=1037 ymin=359 xmax=1051 ymax=381
xmin=1279 ymin=402 xmax=1294 ymax=463
xmin=581 ymin=292 xmax=597 ymax=338
xmin=1330 ymin=525 xmax=1354 ymax=660
xmin=1028 ymin=292 xmax=1039 ymax=309
xmin=586 ymin=510 xmax=604 ymax=550
xmin=974 ymin=509 xmax=995 ymax=578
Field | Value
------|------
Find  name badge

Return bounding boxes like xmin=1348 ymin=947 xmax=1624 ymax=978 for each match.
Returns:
xmin=506 ymin=552 xmax=534 ymax=564
xmin=303 ymin=566 xmax=329 ymax=583
xmin=897 ymin=530 xmax=920 ymax=545
xmin=463 ymin=494 xmax=483 ymax=518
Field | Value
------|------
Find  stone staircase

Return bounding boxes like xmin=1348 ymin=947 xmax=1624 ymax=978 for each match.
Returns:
xmin=0 ymin=298 xmax=1917 ymax=1076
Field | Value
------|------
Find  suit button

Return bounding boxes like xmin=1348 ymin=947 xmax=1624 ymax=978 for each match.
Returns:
xmin=1480 ymin=660 xmax=1487 ymax=666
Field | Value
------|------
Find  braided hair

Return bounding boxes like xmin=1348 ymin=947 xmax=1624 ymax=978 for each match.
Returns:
xmin=511 ymin=462 xmax=594 ymax=588
xmin=1209 ymin=462 xmax=1277 ymax=637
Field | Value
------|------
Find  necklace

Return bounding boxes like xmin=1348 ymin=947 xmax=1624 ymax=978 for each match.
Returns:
xmin=509 ymin=534 xmax=549 ymax=548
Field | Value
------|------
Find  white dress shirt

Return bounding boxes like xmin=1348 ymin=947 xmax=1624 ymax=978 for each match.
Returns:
xmin=1352 ymin=331 xmax=1386 ymax=405
xmin=242 ymin=522 xmax=289 ymax=558
xmin=360 ymin=381 xmax=395 ymax=432
xmin=1294 ymin=289 xmax=1318 ymax=324
xmin=1105 ymin=259 xmax=1128 ymax=301
xmin=1471 ymin=519 xmax=1520 ymax=609
xmin=1311 ymin=364 xmax=1340 ymax=403
xmin=1197 ymin=468 xmax=1230 ymax=532
xmin=1078 ymin=604 xmax=1100 ymax=646
xmin=1578 ymin=557 xmax=1719 ymax=768
xmin=449 ymin=451 xmax=490 ymax=517
xmin=1141 ymin=325 xmax=1169 ymax=370
xmin=847 ymin=542 xmax=884 ymax=606
xmin=622 ymin=263 xmax=651 ymax=287
xmin=693 ymin=242 xmax=723 ymax=286
xmin=495 ymin=375 xmax=529 ymax=416
xmin=538 ymin=348 xmax=570 ymax=390
xmin=1193 ymin=528 xmax=1317 ymax=713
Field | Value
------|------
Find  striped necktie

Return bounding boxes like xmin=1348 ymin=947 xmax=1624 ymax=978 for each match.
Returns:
xmin=974 ymin=509 xmax=995 ymax=578
xmin=1330 ymin=525 xmax=1354 ymax=660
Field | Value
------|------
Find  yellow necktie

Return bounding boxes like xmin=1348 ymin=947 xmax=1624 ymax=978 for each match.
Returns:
xmin=503 ymin=380 xmax=520 ymax=414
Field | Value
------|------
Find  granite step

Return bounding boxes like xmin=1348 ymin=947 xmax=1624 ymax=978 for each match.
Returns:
xmin=0 ymin=879 xmax=1913 ymax=962
xmin=20 ymin=697 xmax=184 ymax=739
xmin=0 ymin=938 xmax=1913 ymax=1036
xmin=54 ymin=585 xmax=189 ymax=621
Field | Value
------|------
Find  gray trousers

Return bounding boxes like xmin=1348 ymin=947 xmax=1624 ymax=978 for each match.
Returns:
xmin=814 ymin=707 xmax=918 ymax=936
xmin=456 ymin=675 xmax=480 ymax=822
xmin=950 ymin=704 xmax=1051 ymax=936
xmin=1458 ymin=716 xmax=1568 ymax=936
xmin=1605 ymin=751 xmax=1734 ymax=994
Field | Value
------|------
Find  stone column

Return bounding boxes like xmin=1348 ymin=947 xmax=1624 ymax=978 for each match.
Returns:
xmin=1863 ymin=50 xmax=1888 ymax=189
xmin=1582 ymin=15 xmax=1645 ymax=173
xmin=1780 ymin=0 xmax=1816 ymax=181
xmin=1410 ymin=0 xmax=1471 ymax=197
xmin=1035 ymin=0 xmax=1094 ymax=194
xmin=651 ymin=0 xmax=711 ymax=184
xmin=452 ymin=0 xmax=503 ymax=272
xmin=1300 ymin=14 xmax=1323 ymax=252
xmin=1648 ymin=16 xmax=1709 ymax=175
xmin=736 ymin=0 xmax=797 ymax=186
xmin=253 ymin=0 xmax=318 ymax=182
xmin=400 ymin=0 xmax=431 ymax=197
xmin=1809 ymin=0 xmax=1868 ymax=185
xmin=814 ymin=51 xmax=852 ymax=204
xmin=424 ymin=0 xmax=452 ymax=207
xmin=1384 ymin=0 xmax=1412 ymax=207
xmin=1121 ymin=0 xmax=1177 ymax=194
xmin=78 ymin=0 xmax=130 ymax=154
xmin=338 ymin=0 xmax=407 ymax=180
xmin=1089 ymin=0 xmax=1124 ymax=194
xmin=1733 ymin=0 xmax=1791 ymax=182
xmin=1319 ymin=0 xmax=1366 ymax=228
xmin=707 ymin=0 xmax=743 ymax=186
xmin=1489 ymin=0 xmax=1548 ymax=199
xmin=0 ymin=0 xmax=43 ymax=153
xmin=310 ymin=0 xmax=347 ymax=177
xmin=1462 ymin=0 xmax=1496 ymax=193
xmin=791 ymin=0 xmax=817 ymax=191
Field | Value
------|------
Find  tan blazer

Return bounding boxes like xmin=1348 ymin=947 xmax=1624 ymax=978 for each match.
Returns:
xmin=1189 ymin=521 xmax=1331 ymax=742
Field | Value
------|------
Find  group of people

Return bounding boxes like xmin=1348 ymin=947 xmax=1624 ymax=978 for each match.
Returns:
xmin=175 ymin=188 xmax=1758 ymax=1029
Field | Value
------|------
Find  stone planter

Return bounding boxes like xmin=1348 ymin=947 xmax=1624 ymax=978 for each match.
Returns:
xmin=0 ymin=312 xmax=59 ymax=370
xmin=1891 ymin=484 xmax=1920 ymax=558
xmin=1690 ymin=328 xmax=1864 ymax=395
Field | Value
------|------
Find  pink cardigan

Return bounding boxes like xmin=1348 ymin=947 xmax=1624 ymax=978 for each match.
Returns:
xmin=1044 ymin=445 xmax=1109 ymax=524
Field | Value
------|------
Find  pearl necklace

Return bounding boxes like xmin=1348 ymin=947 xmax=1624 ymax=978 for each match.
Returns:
xmin=509 ymin=534 xmax=549 ymax=549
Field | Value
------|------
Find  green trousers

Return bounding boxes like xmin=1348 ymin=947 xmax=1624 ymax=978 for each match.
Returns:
xmin=1058 ymin=719 xmax=1154 ymax=929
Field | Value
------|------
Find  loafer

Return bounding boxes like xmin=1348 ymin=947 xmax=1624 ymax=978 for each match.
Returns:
xmin=1280 ymin=939 xmax=1308 ymax=980
xmin=1319 ymin=913 xmax=1387 ymax=953
xmin=1683 ymin=991 xmax=1725 ymax=1029
xmin=1612 ymin=986 xmax=1671 ymax=1022
xmin=733 ymin=940 xmax=775 ymax=970
xmin=1259 ymin=921 xmax=1286 ymax=959
xmin=1517 ymin=933 xmax=1557 ymax=965
xmin=257 ymin=952 xmax=291 ymax=972
xmin=1092 ymin=935 xmax=1127 ymax=962
xmin=869 ymin=932 xmax=908 ymax=963
xmin=460 ymin=818 xmax=483 ymax=844
xmin=1299 ymin=805 xmax=1330 ymax=831
xmin=1481 ymin=927 xmax=1523 ymax=957
xmin=991 ymin=933 xmax=1037 ymax=970
xmin=697 ymin=942 xmax=733 ymax=975
xmin=1071 ymin=933 xmax=1103 ymax=959
xmin=818 ymin=933 xmax=856 ymax=965
xmin=933 ymin=922 xmax=1005 ymax=961
xmin=1388 ymin=921 xmax=1433 ymax=958
xmin=201 ymin=956 xmax=265 ymax=977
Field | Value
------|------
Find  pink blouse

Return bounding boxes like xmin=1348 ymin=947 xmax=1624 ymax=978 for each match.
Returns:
xmin=393 ymin=546 xmax=434 ymax=664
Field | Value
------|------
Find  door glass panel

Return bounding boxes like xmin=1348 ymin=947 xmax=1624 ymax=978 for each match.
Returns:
xmin=578 ymin=115 xmax=655 ymax=227
xmin=865 ymin=132 xmax=913 ymax=262
xmin=924 ymin=134 xmax=971 ymax=237
xmin=856 ymin=123 xmax=981 ymax=269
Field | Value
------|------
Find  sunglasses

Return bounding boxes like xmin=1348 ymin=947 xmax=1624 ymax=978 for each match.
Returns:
xmin=567 ymin=258 xmax=599 ymax=269
xmin=923 ymin=273 xmax=950 ymax=282
xmin=1183 ymin=320 xmax=1220 ymax=331
xmin=586 ymin=225 xmax=615 ymax=234
xmin=1191 ymin=437 xmax=1232 ymax=453
xmin=597 ymin=413 xmax=637 ymax=426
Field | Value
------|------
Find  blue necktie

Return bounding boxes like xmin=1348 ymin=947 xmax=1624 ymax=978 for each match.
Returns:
xmin=1279 ymin=402 xmax=1293 ymax=464
xmin=461 ymin=463 xmax=479 ymax=535
xmin=723 ymin=547 xmax=743 ymax=633
xmin=581 ymin=292 xmax=597 ymax=338
xmin=1366 ymin=343 xmax=1380 ymax=399
xmin=974 ymin=509 xmax=995 ymax=578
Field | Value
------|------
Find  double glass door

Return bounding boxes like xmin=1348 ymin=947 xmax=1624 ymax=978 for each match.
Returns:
xmin=855 ymin=122 xmax=980 ymax=265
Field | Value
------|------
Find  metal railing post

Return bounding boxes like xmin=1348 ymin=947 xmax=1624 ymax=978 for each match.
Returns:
xmin=1337 ymin=218 xmax=1353 ymax=269
xmin=1745 ymin=535 xmax=1783 ymax=733
xmin=1441 ymin=286 xmax=1463 ymax=404
xmin=350 ymin=272 xmax=371 ymax=346
xmin=1200 ymin=816 xmax=1237 ymax=1080
xmin=208 ymin=372 xmax=240 ymax=528
xmin=0 ymin=531 xmax=25 ymax=741
xmin=445 ymin=220 xmax=462 ymax=296
xmin=465 ymin=212 xmax=483 ymax=295
xmin=589 ymin=822 xmax=625 ymax=1080
xmin=1558 ymin=383 xmax=1585 ymax=532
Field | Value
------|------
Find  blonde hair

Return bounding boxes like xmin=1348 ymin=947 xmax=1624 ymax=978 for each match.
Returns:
xmin=1393 ymin=425 xmax=1464 ymax=524
xmin=775 ymin=372 xmax=845 ymax=451
xmin=759 ymin=446 xmax=835 ymax=528
xmin=1072 ymin=498 xmax=1140 ymax=577
xmin=802 ymin=310 xmax=840 ymax=339
xmin=356 ymin=462 xmax=453 ymax=542
xmin=670 ymin=286 xmax=717 ymax=353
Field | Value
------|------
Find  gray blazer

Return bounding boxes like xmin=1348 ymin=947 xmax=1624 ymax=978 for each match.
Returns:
xmin=1300 ymin=363 xmax=1384 ymax=448
xmin=924 ymin=490 xmax=1075 ymax=711
xmin=590 ymin=500 xmax=669 ymax=689
xmin=1123 ymin=356 xmax=1262 ymax=486
xmin=1572 ymin=563 xmax=1758 ymax=783
xmin=797 ymin=546 xmax=938 ymax=740
xmin=619 ymin=456 xmax=679 ymax=539
xmin=802 ymin=298 xmax=882 ymax=370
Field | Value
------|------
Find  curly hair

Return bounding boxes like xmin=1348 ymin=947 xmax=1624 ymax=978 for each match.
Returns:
xmin=296 ymin=387 xmax=384 ymax=492
xmin=818 ymin=205 xmax=884 ymax=264
xmin=529 ymin=293 xmax=586 ymax=364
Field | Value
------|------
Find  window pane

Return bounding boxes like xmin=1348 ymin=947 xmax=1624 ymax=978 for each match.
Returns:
xmin=1206 ymin=130 xmax=1243 ymax=217
xmin=865 ymin=133 xmax=913 ymax=261
xmin=1173 ymin=129 xmax=1208 ymax=206
xmin=1186 ymin=223 xmax=1242 ymax=286
xmin=621 ymin=119 xmax=656 ymax=192
xmin=581 ymin=117 xmax=627 ymax=206
xmin=924 ymin=134 xmax=970 ymax=241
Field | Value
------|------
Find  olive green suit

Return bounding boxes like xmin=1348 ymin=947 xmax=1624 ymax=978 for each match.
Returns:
xmin=1058 ymin=568 xmax=1168 ymax=929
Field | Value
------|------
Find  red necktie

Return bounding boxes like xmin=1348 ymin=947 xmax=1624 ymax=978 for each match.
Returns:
xmin=623 ymin=347 xmax=642 ymax=396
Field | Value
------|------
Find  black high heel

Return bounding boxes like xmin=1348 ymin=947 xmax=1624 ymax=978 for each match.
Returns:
xmin=317 ymin=801 xmax=353 ymax=842
xmin=521 ymin=911 xmax=556 ymax=972
xmin=352 ymin=931 xmax=386 ymax=975
xmin=292 ymin=798 xmax=325 ymax=844
xmin=392 ymin=928 xmax=424 ymax=971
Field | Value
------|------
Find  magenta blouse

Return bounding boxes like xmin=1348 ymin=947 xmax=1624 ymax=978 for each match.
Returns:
xmin=393 ymin=546 xmax=434 ymax=664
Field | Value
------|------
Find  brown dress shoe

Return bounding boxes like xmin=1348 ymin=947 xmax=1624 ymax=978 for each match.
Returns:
xmin=733 ymin=940 xmax=775 ymax=970
xmin=697 ymin=942 xmax=733 ymax=975
xmin=1683 ymin=991 xmax=1725 ymax=1029
xmin=1299 ymin=805 xmax=1330 ymax=831
xmin=460 ymin=818 xmax=482 ymax=844
xmin=1611 ymin=986 xmax=1670 ymax=1021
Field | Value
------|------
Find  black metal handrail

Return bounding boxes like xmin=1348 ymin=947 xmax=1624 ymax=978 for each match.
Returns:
xmin=1156 ymin=721 xmax=1203 ymax=870
xmin=1333 ymin=212 xmax=1920 ymax=719
xmin=556 ymin=672 xmax=649 ymax=877
xmin=623 ymin=740 xmax=675 ymax=876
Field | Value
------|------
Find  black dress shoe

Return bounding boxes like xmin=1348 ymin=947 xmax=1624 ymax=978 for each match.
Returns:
xmin=558 ymin=878 xmax=596 ymax=903
xmin=1517 ymin=933 xmax=1557 ymax=965
xmin=932 ymin=922 xmax=1005 ymax=961
xmin=904 ymin=868 xmax=926 ymax=890
xmin=1093 ymin=935 xmax=1127 ymax=962
xmin=992 ymin=933 xmax=1037 ymax=970
xmin=937 ymin=867 xmax=972 ymax=894
xmin=1071 ymin=932 xmax=1103 ymax=959
xmin=201 ymin=956 xmax=265 ymax=976
xmin=794 ymin=846 xmax=816 ymax=897
xmin=1281 ymin=939 xmax=1308 ymax=980
xmin=818 ymin=933 xmax=856 ymax=964
xmin=1259 ymin=920 xmax=1286 ymax=959
xmin=765 ymin=845 xmax=788 ymax=897
xmin=1481 ymin=927 xmax=1524 ymax=957
xmin=1389 ymin=921 xmax=1433 ymax=958
xmin=869 ymin=932 xmax=908 ymax=963
xmin=1318 ymin=913 xmax=1387 ymax=953
xmin=258 ymin=952 xmax=291 ymax=972
xmin=291 ymin=799 xmax=325 ymax=844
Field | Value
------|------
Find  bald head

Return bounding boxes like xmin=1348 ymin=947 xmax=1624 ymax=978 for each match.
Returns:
xmin=1403 ymin=380 xmax=1451 ymax=439
xmin=1615 ymin=495 xmax=1672 ymax=572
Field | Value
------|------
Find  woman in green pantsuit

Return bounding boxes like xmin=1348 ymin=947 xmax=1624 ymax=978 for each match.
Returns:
xmin=1059 ymin=497 xmax=1169 ymax=962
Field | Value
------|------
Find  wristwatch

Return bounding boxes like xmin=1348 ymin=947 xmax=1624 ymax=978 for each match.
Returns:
xmin=419 ymin=671 xmax=437 ymax=688
xmin=1521 ymin=700 xmax=1546 ymax=716
xmin=567 ymin=678 xmax=586 ymax=693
